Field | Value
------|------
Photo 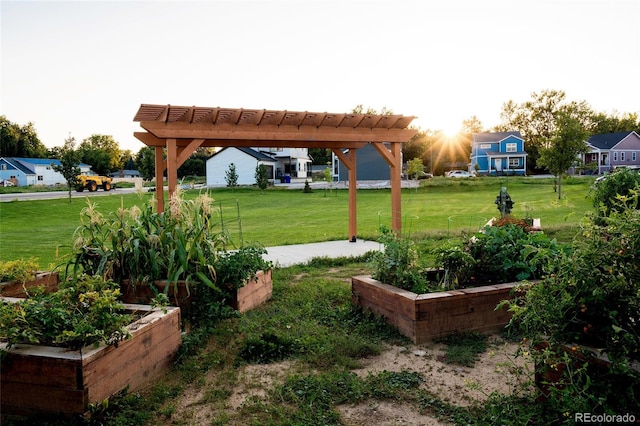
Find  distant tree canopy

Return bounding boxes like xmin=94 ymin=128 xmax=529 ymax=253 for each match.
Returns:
xmin=495 ymin=89 xmax=640 ymax=173
xmin=77 ymin=134 xmax=122 ymax=175
xmin=135 ymin=146 xmax=156 ymax=181
xmin=0 ymin=116 xmax=48 ymax=158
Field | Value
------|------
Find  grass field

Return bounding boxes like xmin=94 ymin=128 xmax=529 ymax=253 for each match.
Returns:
xmin=0 ymin=176 xmax=596 ymax=269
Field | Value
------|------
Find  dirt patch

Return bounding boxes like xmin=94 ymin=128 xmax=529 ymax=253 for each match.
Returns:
xmin=165 ymin=335 xmax=531 ymax=425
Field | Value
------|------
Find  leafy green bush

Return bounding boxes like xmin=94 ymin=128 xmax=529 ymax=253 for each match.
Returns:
xmin=590 ymin=167 xmax=640 ymax=217
xmin=0 ymin=275 xmax=132 ymax=351
xmin=0 ymin=258 xmax=39 ymax=283
xmin=502 ymin=196 xmax=640 ymax=414
xmin=465 ymin=223 xmax=567 ymax=283
xmin=368 ymin=226 xmax=428 ymax=292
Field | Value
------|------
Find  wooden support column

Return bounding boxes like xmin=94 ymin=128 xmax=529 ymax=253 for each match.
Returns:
xmin=154 ymin=146 xmax=165 ymax=212
xmin=372 ymin=142 xmax=403 ymax=235
xmin=166 ymin=138 xmax=178 ymax=204
xmin=332 ymin=148 xmax=358 ymax=242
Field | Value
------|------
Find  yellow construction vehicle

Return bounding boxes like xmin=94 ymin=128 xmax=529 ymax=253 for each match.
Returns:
xmin=76 ymin=175 xmax=113 ymax=192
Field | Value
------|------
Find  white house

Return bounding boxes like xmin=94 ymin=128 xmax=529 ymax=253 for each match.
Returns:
xmin=0 ymin=157 xmax=92 ymax=186
xmin=206 ymin=147 xmax=312 ymax=186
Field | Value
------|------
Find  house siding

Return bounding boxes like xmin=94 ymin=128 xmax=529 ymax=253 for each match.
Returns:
xmin=335 ymin=144 xmax=394 ymax=181
xmin=206 ymin=148 xmax=265 ymax=186
xmin=471 ymin=133 xmax=526 ymax=176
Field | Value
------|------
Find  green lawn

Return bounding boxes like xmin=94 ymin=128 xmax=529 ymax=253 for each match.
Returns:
xmin=0 ymin=176 xmax=596 ymax=269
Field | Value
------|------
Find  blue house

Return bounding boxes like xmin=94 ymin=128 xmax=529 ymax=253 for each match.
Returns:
xmin=471 ymin=132 xmax=527 ymax=176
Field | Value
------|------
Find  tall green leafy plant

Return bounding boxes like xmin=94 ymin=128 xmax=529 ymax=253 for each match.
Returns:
xmin=68 ymin=192 xmax=227 ymax=293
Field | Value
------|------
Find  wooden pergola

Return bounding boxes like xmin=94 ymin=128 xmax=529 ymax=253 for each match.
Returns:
xmin=133 ymin=104 xmax=418 ymax=241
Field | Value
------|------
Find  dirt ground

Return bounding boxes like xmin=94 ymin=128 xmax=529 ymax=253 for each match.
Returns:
xmin=168 ymin=335 xmax=533 ymax=425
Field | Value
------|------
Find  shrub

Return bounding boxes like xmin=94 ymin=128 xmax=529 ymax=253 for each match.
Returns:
xmin=502 ymin=196 xmax=640 ymax=414
xmin=590 ymin=167 xmax=640 ymax=218
xmin=0 ymin=258 xmax=40 ymax=283
xmin=368 ymin=226 xmax=428 ymax=292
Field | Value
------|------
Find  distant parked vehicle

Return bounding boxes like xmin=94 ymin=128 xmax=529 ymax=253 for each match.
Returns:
xmin=76 ymin=175 xmax=113 ymax=192
xmin=1 ymin=180 xmax=15 ymax=187
xmin=446 ymin=170 xmax=474 ymax=178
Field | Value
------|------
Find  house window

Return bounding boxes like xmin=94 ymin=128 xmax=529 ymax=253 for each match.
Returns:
xmin=480 ymin=144 xmax=491 ymax=149
xmin=591 ymin=154 xmax=597 ymax=161
xmin=633 ymin=152 xmax=637 ymax=162
xmin=506 ymin=143 xmax=517 ymax=152
xmin=37 ymin=175 xmax=43 ymax=181
xmin=0 ymin=164 xmax=6 ymax=170
xmin=613 ymin=152 xmax=618 ymax=161
xmin=509 ymin=158 xmax=519 ymax=168
xmin=621 ymin=152 xmax=625 ymax=161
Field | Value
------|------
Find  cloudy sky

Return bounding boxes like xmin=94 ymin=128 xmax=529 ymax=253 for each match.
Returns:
xmin=2 ymin=0 xmax=639 ymax=152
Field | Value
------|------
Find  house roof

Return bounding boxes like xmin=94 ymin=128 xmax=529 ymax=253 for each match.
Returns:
xmin=0 ymin=157 xmax=35 ymax=174
xmin=211 ymin=147 xmax=277 ymax=162
xmin=587 ymin=131 xmax=636 ymax=150
xmin=472 ymin=132 xmax=523 ymax=143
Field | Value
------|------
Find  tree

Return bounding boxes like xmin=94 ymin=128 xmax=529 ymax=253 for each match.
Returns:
xmin=135 ymin=146 xmax=156 ymax=181
xmin=225 ymin=163 xmax=238 ymax=189
xmin=51 ymin=136 xmax=81 ymax=203
xmin=308 ymin=148 xmax=331 ymax=165
xmin=496 ymin=90 xmax=595 ymax=173
xmin=461 ymin=115 xmax=485 ymax=134
xmin=77 ymin=134 xmax=122 ymax=175
xmin=537 ymin=113 xmax=590 ymax=200
xmin=590 ymin=111 xmax=640 ymax=134
xmin=322 ymin=165 xmax=334 ymax=197
xmin=255 ymin=164 xmax=269 ymax=193
xmin=0 ymin=116 xmax=48 ymax=158
xmin=407 ymin=157 xmax=424 ymax=192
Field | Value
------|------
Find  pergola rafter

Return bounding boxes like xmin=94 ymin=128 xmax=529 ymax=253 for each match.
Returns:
xmin=133 ymin=104 xmax=418 ymax=240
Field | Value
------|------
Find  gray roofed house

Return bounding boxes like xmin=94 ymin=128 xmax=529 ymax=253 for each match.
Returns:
xmin=583 ymin=131 xmax=640 ymax=174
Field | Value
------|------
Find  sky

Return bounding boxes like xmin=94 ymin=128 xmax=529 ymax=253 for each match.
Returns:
xmin=2 ymin=0 xmax=639 ymax=153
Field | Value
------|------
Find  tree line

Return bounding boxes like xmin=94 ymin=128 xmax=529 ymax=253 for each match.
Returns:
xmin=2 ymin=90 xmax=639 ymax=180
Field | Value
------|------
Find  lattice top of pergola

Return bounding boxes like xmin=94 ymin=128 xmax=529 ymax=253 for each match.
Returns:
xmin=133 ymin=104 xmax=417 ymax=148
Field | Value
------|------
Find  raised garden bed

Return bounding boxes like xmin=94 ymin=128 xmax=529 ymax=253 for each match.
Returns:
xmin=0 ymin=271 xmax=59 ymax=297
xmin=0 ymin=302 xmax=181 ymax=417
xmin=119 ymin=269 xmax=273 ymax=315
xmin=352 ymin=275 xmax=525 ymax=343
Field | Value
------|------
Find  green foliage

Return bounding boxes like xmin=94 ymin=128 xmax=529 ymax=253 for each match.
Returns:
xmin=537 ymin=112 xmax=590 ymax=199
xmin=67 ymin=192 xmax=226 ymax=292
xmin=590 ymin=167 xmax=640 ymax=217
xmin=465 ymin=222 xmax=567 ymax=283
xmin=215 ymin=244 xmax=272 ymax=290
xmin=51 ymin=136 xmax=81 ymax=202
xmin=0 ymin=275 xmax=132 ymax=351
xmin=0 ymin=258 xmax=39 ymax=283
xmin=503 ymin=195 xmax=640 ymax=414
xmin=368 ymin=226 xmax=428 ymax=292
xmin=255 ymin=163 xmax=269 ymax=192
xmin=77 ymin=134 xmax=122 ymax=175
xmin=433 ymin=245 xmax=475 ymax=290
xmin=407 ymin=157 xmax=424 ymax=180
xmin=134 ymin=146 xmax=156 ymax=181
xmin=0 ymin=115 xmax=48 ymax=158
xmin=224 ymin=162 xmax=238 ymax=188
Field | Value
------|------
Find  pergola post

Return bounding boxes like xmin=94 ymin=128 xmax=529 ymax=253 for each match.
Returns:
xmin=154 ymin=146 xmax=164 ymax=211
xmin=332 ymin=148 xmax=358 ymax=242
xmin=372 ymin=142 xmax=403 ymax=235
